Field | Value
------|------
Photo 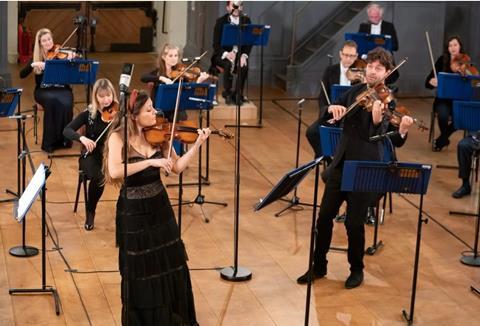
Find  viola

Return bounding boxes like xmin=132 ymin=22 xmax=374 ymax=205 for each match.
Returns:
xmin=101 ymin=101 xmax=120 ymax=122
xmin=385 ymin=105 xmax=428 ymax=132
xmin=169 ymin=63 xmax=218 ymax=83
xmin=450 ymin=53 xmax=480 ymax=76
xmin=143 ymin=117 xmax=233 ymax=146
xmin=346 ymin=58 xmax=367 ymax=84
xmin=356 ymin=84 xmax=395 ymax=111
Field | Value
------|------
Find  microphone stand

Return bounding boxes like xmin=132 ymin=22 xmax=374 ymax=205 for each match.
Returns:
xmin=275 ymin=99 xmax=317 ymax=217
xmin=220 ymin=6 xmax=252 ymax=282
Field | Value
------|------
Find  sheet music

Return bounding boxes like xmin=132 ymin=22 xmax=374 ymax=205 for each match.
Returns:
xmin=15 ymin=163 xmax=46 ymax=222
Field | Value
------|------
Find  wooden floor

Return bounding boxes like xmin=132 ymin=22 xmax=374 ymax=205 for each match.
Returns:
xmin=1 ymin=53 xmax=479 ymax=326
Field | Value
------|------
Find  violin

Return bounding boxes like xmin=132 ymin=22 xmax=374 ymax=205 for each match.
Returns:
xmin=357 ymin=84 xmax=395 ymax=111
xmin=385 ymin=105 xmax=428 ymax=131
xmin=346 ymin=58 xmax=367 ymax=84
xmin=46 ymin=44 xmax=77 ymax=60
xmin=450 ymin=53 xmax=479 ymax=76
xmin=101 ymin=101 xmax=120 ymax=122
xmin=169 ymin=63 xmax=218 ymax=83
xmin=143 ymin=117 xmax=233 ymax=146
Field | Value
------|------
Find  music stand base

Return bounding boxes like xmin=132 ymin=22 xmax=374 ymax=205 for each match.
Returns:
xmin=366 ymin=240 xmax=383 ymax=255
xmin=471 ymin=285 xmax=480 ymax=296
xmin=274 ymin=196 xmax=318 ymax=217
xmin=0 ymin=189 xmax=19 ymax=203
xmin=9 ymin=287 xmax=61 ymax=315
xmin=9 ymin=245 xmax=39 ymax=257
xmin=402 ymin=310 xmax=414 ymax=325
xmin=449 ymin=210 xmax=476 ymax=217
xmin=460 ymin=254 xmax=480 ymax=266
xmin=220 ymin=266 xmax=252 ymax=282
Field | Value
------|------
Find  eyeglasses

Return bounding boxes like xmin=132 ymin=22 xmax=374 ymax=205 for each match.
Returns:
xmin=341 ymin=52 xmax=358 ymax=59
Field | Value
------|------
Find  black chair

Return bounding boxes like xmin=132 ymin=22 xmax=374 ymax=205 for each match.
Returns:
xmin=73 ymin=169 xmax=89 ymax=216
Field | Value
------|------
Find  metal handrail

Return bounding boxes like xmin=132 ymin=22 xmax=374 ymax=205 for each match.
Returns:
xmin=289 ymin=2 xmax=311 ymax=65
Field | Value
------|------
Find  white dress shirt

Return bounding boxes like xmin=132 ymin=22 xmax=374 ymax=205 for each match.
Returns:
xmin=339 ymin=64 xmax=351 ymax=86
xmin=370 ymin=21 xmax=382 ymax=35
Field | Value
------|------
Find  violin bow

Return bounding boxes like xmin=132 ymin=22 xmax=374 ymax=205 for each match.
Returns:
xmin=171 ymin=51 xmax=208 ymax=83
xmin=167 ymin=77 xmax=183 ymax=161
xmin=425 ymin=31 xmax=438 ymax=80
xmin=328 ymin=57 xmax=408 ymax=124
xmin=320 ymin=81 xmax=331 ymax=106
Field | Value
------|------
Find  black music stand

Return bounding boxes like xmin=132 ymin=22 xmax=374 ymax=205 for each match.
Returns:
xmin=448 ymin=100 xmax=480 ymax=267
xmin=341 ymin=160 xmax=432 ymax=326
xmin=155 ymin=83 xmax=227 ymax=223
xmin=275 ymin=99 xmax=317 ymax=217
xmin=42 ymin=59 xmax=99 ymax=158
xmin=255 ymin=157 xmax=323 ymax=325
xmin=222 ymin=23 xmax=271 ymax=129
xmin=0 ymin=88 xmax=22 ymax=203
xmin=9 ymin=163 xmax=61 ymax=315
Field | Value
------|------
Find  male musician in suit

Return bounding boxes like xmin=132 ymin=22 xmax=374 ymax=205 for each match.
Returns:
xmin=358 ymin=3 xmax=399 ymax=52
xmin=297 ymin=47 xmax=404 ymax=289
xmin=210 ymin=1 xmax=252 ymax=105
xmin=359 ymin=3 xmax=399 ymax=86
xmin=306 ymin=40 xmax=359 ymax=158
xmin=452 ymin=132 xmax=480 ymax=198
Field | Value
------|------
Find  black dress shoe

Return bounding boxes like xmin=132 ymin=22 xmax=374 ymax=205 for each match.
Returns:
xmin=297 ymin=267 xmax=327 ymax=284
xmin=452 ymin=185 xmax=471 ymax=198
xmin=345 ymin=270 xmax=364 ymax=289
xmin=433 ymin=137 xmax=450 ymax=152
xmin=84 ymin=211 xmax=95 ymax=231
xmin=365 ymin=207 xmax=376 ymax=226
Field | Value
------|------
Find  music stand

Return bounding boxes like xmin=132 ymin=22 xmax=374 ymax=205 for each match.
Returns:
xmin=9 ymin=163 xmax=61 ymax=315
xmin=0 ymin=88 xmax=21 ymax=203
xmin=255 ymin=157 xmax=323 ymax=326
xmin=155 ymin=83 xmax=227 ymax=223
xmin=345 ymin=32 xmax=393 ymax=56
xmin=222 ymin=23 xmax=271 ymax=129
xmin=449 ymin=100 xmax=480 ymax=267
xmin=274 ymin=99 xmax=318 ymax=217
xmin=330 ymin=85 xmax=351 ymax=103
xmin=341 ymin=160 xmax=432 ymax=326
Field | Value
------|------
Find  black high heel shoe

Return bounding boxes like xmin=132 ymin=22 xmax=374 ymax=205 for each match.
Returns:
xmin=433 ymin=138 xmax=450 ymax=152
xmin=84 ymin=211 xmax=95 ymax=231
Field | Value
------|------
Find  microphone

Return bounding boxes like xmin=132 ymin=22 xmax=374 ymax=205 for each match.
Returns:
xmin=189 ymin=97 xmax=211 ymax=103
xmin=297 ymin=98 xmax=305 ymax=106
xmin=369 ymin=130 xmax=398 ymax=142
xmin=119 ymin=63 xmax=134 ymax=95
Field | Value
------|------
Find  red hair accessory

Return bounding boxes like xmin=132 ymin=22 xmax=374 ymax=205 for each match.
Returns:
xmin=128 ymin=89 xmax=139 ymax=112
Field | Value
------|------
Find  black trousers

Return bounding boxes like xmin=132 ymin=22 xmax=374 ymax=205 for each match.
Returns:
xmin=211 ymin=55 xmax=248 ymax=98
xmin=458 ymin=136 xmax=478 ymax=180
xmin=34 ymin=87 xmax=73 ymax=152
xmin=306 ymin=118 xmax=323 ymax=158
xmin=313 ymin=165 xmax=373 ymax=272
xmin=79 ymin=155 xmax=105 ymax=214
xmin=434 ymin=98 xmax=456 ymax=142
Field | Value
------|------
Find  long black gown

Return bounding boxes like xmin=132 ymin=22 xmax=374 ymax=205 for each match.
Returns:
xmin=116 ymin=147 xmax=198 ymax=326
xmin=20 ymin=60 xmax=73 ymax=152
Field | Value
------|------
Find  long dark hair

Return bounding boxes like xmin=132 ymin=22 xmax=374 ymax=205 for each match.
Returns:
xmin=102 ymin=90 xmax=150 ymax=186
xmin=443 ymin=36 xmax=465 ymax=68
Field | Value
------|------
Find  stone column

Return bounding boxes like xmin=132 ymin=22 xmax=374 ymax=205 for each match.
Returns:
xmin=0 ymin=1 xmax=12 ymax=87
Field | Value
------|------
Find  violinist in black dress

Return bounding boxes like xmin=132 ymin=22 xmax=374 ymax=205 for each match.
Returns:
xmin=104 ymin=90 xmax=211 ymax=325
xmin=63 ymin=78 xmax=118 ymax=230
xmin=20 ymin=28 xmax=73 ymax=153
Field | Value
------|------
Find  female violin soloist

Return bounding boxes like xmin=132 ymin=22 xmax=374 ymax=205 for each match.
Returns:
xmin=63 ymin=78 xmax=119 ymax=230
xmin=103 ymin=89 xmax=210 ymax=325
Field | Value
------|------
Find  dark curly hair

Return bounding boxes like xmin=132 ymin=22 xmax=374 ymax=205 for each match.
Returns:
xmin=366 ymin=47 xmax=394 ymax=71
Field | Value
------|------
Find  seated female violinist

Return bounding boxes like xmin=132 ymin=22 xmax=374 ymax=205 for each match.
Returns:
xmin=141 ymin=44 xmax=211 ymax=121
xmin=20 ymin=28 xmax=75 ymax=153
xmin=63 ymin=78 xmax=119 ymax=230
xmin=425 ymin=36 xmax=471 ymax=151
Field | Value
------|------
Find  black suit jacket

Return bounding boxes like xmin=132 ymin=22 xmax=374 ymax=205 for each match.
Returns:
xmin=212 ymin=14 xmax=252 ymax=61
xmin=359 ymin=20 xmax=399 ymax=52
xmin=318 ymin=63 xmax=341 ymax=119
xmin=321 ymin=83 xmax=388 ymax=172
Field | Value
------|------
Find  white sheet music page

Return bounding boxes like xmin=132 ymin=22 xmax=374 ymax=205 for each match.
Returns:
xmin=15 ymin=163 xmax=46 ymax=222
